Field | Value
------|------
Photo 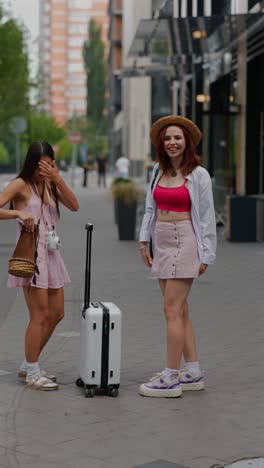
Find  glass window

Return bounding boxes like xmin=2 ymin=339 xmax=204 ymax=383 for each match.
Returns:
xmin=69 ymin=11 xmax=89 ymax=22
xmin=54 ymin=22 xmax=67 ymax=29
xmin=44 ymin=27 xmax=50 ymax=37
xmin=69 ymin=0 xmax=92 ymax=7
xmin=52 ymin=84 xmax=64 ymax=91
xmin=68 ymin=62 xmax=84 ymax=72
xmin=68 ymin=23 xmax=87 ymax=34
xmin=69 ymin=99 xmax=85 ymax=108
xmin=68 ymin=87 xmax=85 ymax=96
xmin=52 ymin=97 xmax=66 ymax=104
xmin=52 ymin=60 xmax=66 ymax=66
xmin=43 ymin=39 xmax=50 ymax=47
xmin=68 ymin=49 xmax=82 ymax=59
xmin=68 ymin=73 xmax=85 ymax=84
xmin=53 ymin=35 xmax=67 ymax=41
xmin=53 ymin=9 xmax=67 ymax=16
xmin=68 ymin=36 xmax=85 ymax=47
xmin=53 ymin=47 xmax=65 ymax=53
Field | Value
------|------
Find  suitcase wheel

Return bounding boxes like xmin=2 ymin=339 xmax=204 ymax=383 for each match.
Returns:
xmin=108 ymin=386 xmax=119 ymax=398
xmin=85 ymin=387 xmax=94 ymax=398
xmin=76 ymin=378 xmax=84 ymax=388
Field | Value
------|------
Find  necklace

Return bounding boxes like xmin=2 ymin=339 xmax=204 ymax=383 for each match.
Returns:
xmin=171 ymin=169 xmax=177 ymax=177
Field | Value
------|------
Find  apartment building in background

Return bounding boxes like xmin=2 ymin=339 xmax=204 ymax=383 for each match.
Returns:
xmin=90 ymin=0 xmax=109 ymax=55
xmin=108 ymin=0 xmax=123 ymax=162
xmin=39 ymin=0 xmax=109 ymax=125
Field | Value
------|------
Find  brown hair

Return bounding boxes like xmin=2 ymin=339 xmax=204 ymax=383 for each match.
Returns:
xmin=16 ymin=141 xmax=60 ymax=217
xmin=155 ymin=125 xmax=201 ymax=176
xmin=10 ymin=140 xmax=60 ymax=216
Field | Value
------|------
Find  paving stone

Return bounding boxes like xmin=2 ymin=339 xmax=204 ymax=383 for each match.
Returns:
xmin=133 ymin=461 xmax=188 ymax=468
xmin=0 ymin=178 xmax=264 ymax=468
xmin=226 ymin=459 xmax=264 ymax=468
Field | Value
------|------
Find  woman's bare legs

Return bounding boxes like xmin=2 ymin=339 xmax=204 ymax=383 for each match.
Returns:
xmin=182 ymin=301 xmax=198 ymax=362
xmin=159 ymin=279 xmax=197 ymax=367
xmin=23 ymin=286 xmax=64 ymax=362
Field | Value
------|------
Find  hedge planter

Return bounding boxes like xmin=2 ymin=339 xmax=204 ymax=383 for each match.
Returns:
xmin=111 ymin=179 xmax=144 ymax=240
xmin=112 ymin=178 xmax=132 ymax=224
xmin=116 ymin=199 xmax=137 ymax=240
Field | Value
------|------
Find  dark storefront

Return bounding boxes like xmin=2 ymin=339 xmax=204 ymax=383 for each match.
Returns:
xmin=246 ymin=52 xmax=264 ymax=194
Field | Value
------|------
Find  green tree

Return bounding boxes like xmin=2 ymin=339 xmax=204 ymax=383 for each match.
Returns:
xmin=74 ymin=116 xmax=108 ymax=158
xmin=0 ymin=8 xmax=29 ymax=129
xmin=27 ymin=110 xmax=65 ymax=144
xmin=0 ymin=141 xmax=9 ymax=165
xmin=83 ymin=19 xmax=107 ymax=126
xmin=55 ymin=136 xmax=72 ymax=163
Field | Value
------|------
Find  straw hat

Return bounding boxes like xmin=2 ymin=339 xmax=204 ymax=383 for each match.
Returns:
xmin=150 ymin=115 xmax=202 ymax=147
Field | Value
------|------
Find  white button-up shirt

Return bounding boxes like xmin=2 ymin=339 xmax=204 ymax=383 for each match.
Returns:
xmin=139 ymin=164 xmax=217 ymax=264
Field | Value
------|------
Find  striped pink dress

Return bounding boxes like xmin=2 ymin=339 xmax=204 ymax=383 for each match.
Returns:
xmin=8 ymin=185 xmax=70 ymax=289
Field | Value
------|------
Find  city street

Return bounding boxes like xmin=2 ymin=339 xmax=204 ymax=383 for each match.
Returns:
xmin=0 ymin=174 xmax=264 ymax=468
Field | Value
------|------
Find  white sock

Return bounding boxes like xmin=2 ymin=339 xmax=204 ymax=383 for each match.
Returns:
xmin=19 ymin=359 xmax=27 ymax=372
xmin=26 ymin=362 xmax=40 ymax=381
xmin=186 ymin=361 xmax=201 ymax=375
xmin=163 ymin=367 xmax=179 ymax=381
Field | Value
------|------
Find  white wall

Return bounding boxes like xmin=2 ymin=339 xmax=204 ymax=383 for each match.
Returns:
xmin=122 ymin=0 xmax=152 ymax=167
xmin=128 ymin=77 xmax=151 ymax=161
xmin=123 ymin=0 xmax=152 ymax=66
xmin=231 ymin=0 xmax=248 ymax=14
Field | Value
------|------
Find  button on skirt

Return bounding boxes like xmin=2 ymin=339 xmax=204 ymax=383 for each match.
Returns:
xmin=152 ymin=220 xmax=200 ymax=279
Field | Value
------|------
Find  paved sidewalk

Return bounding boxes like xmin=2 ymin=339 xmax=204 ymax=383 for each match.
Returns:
xmin=0 ymin=179 xmax=264 ymax=468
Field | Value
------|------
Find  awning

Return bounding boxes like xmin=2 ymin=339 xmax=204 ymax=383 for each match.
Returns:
xmin=128 ymin=13 xmax=264 ymax=64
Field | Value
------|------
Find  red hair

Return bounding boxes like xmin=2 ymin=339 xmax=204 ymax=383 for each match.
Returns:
xmin=155 ymin=125 xmax=201 ymax=176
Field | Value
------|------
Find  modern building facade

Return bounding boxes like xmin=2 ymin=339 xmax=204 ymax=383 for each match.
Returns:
xmin=108 ymin=0 xmax=123 ymax=162
xmin=39 ymin=0 xmax=109 ymax=125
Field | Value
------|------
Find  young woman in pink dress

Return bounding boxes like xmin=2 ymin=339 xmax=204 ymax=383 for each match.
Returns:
xmin=0 ymin=141 xmax=79 ymax=390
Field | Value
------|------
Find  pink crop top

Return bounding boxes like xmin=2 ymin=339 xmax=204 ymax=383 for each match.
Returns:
xmin=153 ymin=179 xmax=191 ymax=212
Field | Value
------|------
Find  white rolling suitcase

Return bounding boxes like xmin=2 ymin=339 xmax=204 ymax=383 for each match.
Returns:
xmin=76 ymin=224 xmax=122 ymax=398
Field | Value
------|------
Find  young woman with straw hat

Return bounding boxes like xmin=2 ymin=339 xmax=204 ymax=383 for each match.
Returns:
xmin=138 ymin=115 xmax=216 ymax=398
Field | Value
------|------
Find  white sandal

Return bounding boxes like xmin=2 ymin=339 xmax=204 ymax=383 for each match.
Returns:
xmin=18 ymin=369 xmax=57 ymax=383
xmin=26 ymin=373 xmax=58 ymax=391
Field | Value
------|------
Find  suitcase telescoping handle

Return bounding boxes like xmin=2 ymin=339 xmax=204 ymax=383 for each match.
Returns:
xmin=84 ymin=223 xmax=93 ymax=310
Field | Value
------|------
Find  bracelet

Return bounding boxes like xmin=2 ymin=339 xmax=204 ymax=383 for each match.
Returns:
xmin=138 ymin=245 xmax=147 ymax=251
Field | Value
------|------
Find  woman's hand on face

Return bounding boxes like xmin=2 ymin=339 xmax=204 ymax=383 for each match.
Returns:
xmin=139 ymin=244 xmax=153 ymax=268
xmin=18 ymin=211 xmax=35 ymax=232
xmin=38 ymin=160 xmax=60 ymax=183
xmin=199 ymin=263 xmax=208 ymax=276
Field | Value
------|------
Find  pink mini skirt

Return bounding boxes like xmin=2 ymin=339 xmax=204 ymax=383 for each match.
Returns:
xmin=152 ymin=220 xmax=200 ymax=279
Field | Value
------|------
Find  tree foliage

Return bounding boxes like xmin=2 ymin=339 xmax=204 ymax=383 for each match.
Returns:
xmin=0 ymin=141 xmax=9 ymax=165
xmin=0 ymin=9 xmax=29 ymax=130
xmin=83 ymin=19 xmax=107 ymax=126
xmin=76 ymin=116 xmax=108 ymax=157
xmin=55 ymin=136 xmax=72 ymax=162
xmin=28 ymin=110 xmax=65 ymax=144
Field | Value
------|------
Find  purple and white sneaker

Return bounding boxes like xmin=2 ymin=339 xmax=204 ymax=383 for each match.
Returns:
xmin=139 ymin=372 xmax=182 ymax=398
xmin=180 ymin=370 xmax=205 ymax=391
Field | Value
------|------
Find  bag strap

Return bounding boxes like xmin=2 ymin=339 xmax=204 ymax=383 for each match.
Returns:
xmin=31 ymin=181 xmax=45 ymax=285
xmin=151 ymin=166 xmax=160 ymax=193
xmin=32 ymin=180 xmax=45 ymax=226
